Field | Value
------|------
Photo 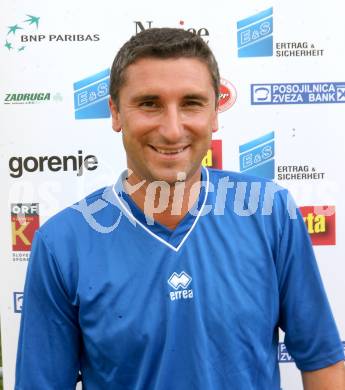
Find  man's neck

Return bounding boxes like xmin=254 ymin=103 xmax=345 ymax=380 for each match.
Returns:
xmin=124 ymin=169 xmax=202 ymax=230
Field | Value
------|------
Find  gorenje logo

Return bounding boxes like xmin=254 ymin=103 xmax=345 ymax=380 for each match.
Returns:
xmin=13 ymin=292 xmax=24 ymax=313
xmin=73 ymin=69 xmax=110 ymax=119
xmin=4 ymin=92 xmax=63 ymax=104
xmin=168 ymin=271 xmax=193 ymax=301
xmin=218 ymin=78 xmax=237 ymax=113
xmin=300 ymin=206 xmax=336 ymax=246
xmin=202 ymin=140 xmax=222 ymax=169
xmin=11 ymin=203 xmax=39 ymax=261
xmin=9 ymin=150 xmax=98 ymax=178
xmin=239 ymin=132 xmax=274 ymax=179
xmin=237 ymin=7 xmax=273 ymax=57
xmin=251 ymin=82 xmax=345 ymax=105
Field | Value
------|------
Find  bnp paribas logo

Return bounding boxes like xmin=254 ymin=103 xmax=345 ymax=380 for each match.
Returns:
xmin=239 ymin=132 xmax=275 ymax=179
xmin=73 ymin=69 xmax=110 ymax=120
xmin=237 ymin=7 xmax=273 ymax=57
xmin=4 ymin=13 xmax=100 ymax=53
xmin=4 ymin=14 xmax=40 ymax=53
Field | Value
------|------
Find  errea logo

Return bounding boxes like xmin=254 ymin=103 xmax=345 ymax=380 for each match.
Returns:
xmin=168 ymin=271 xmax=193 ymax=301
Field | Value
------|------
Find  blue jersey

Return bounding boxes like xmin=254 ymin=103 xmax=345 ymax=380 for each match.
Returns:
xmin=16 ymin=168 xmax=344 ymax=389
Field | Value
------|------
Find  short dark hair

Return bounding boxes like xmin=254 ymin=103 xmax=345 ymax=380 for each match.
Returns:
xmin=110 ymin=27 xmax=220 ymax=108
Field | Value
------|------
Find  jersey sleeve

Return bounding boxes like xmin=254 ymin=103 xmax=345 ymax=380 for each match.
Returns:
xmin=15 ymin=230 xmax=81 ymax=389
xmin=276 ymin=197 xmax=344 ymax=371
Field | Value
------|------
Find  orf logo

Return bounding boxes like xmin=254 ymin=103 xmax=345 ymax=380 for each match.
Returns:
xmin=202 ymin=140 xmax=222 ymax=169
xmin=11 ymin=203 xmax=39 ymax=252
xmin=300 ymin=206 xmax=336 ymax=245
xmin=237 ymin=7 xmax=273 ymax=57
xmin=218 ymin=78 xmax=237 ymax=113
xmin=168 ymin=271 xmax=192 ymax=290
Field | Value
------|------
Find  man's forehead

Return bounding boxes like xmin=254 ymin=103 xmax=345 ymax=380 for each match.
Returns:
xmin=128 ymin=56 xmax=208 ymax=74
xmin=121 ymin=57 xmax=213 ymax=90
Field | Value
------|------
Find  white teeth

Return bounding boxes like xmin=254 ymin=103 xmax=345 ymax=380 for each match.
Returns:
xmin=155 ymin=147 xmax=184 ymax=154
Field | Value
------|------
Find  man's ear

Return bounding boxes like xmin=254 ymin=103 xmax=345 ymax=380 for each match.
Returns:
xmin=212 ymin=110 xmax=219 ymax=133
xmin=109 ymin=98 xmax=122 ymax=132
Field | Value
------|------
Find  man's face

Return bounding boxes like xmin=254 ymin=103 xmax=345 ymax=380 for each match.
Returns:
xmin=110 ymin=57 xmax=218 ymax=185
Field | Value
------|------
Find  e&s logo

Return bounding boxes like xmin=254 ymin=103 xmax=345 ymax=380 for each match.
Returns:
xmin=237 ymin=7 xmax=273 ymax=58
xmin=239 ymin=132 xmax=274 ymax=179
xmin=73 ymin=69 xmax=110 ymax=120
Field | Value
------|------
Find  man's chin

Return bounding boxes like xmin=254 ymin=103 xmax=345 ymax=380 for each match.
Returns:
xmin=150 ymin=167 xmax=201 ymax=186
xmin=148 ymin=171 xmax=186 ymax=186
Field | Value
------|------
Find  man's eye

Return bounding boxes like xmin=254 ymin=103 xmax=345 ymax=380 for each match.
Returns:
xmin=139 ymin=101 xmax=157 ymax=108
xmin=184 ymin=100 xmax=203 ymax=107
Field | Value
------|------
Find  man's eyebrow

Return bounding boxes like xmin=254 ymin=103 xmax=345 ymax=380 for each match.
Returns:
xmin=131 ymin=94 xmax=159 ymax=102
xmin=183 ymin=94 xmax=210 ymax=102
xmin=130 ymin=93 xmax=210 ymax=103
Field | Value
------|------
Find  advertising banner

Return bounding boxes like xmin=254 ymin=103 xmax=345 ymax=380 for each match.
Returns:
xmin=1 ymin=1 xmax=344 ymax=388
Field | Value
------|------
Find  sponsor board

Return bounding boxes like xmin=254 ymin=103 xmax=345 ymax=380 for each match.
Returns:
xmin=11 ymin=203 xmax=39 ymax=261
xmin=278 ymin=343 xmax=294 ymax=363
xmin=237 ymin=7 xmax=273 ymax=58
xmin=3 ymin=13 xmax=100 ymax=53
xmin=73 ymin=69 xmax=110 ymax=119
xmin=251 ymin=82 xmax=345 ymax=105
xmin=276 ymin=42 xmax=324 ymax=57
xmin=218 ymin=78 xmax=237 ymax=113
xmin=4 ymin=92 xmax=63 ymax=104
xmin=202 ymin=140 xmax=222 ymax=169
xmin=13 ymin=292 xmax=24 ymax=313
xmin=300 ymin=206 xmax=336 ymax=245
xmin=277 ymin=165 xmax=325 ymax=181
xmin=239 ymin=132 xmax=274 ymax=179
xmin=278 ymin=342 xmax=345 ymax=363
xmin=9 ymin=151 xmax=98 ymax=178
xmin=134 ymin=20 xmax=210 ymax=43
xmin=237 ymin=7 xmax=324 ymax=58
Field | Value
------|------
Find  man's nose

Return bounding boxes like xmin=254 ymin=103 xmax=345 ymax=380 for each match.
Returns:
xmin=159 ymin=105 xmax=183 ymax=143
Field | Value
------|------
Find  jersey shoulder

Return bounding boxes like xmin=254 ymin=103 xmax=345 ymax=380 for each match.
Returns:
xmin=38 ymin=185 xmax=122 ymax=242
xmin=206 ymin=168 xmax=295 ymax=220
xmin=207 ymin=167 xmax=282 ymax=186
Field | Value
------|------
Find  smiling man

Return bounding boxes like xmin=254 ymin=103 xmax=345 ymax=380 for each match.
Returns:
xmin=16 ymin=28 xmax=344 ymax=389
xmin=109 ymin=54 xmax=217 ymax=229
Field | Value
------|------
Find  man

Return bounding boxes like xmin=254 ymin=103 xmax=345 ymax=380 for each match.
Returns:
xmin=16 ymin=28 xmax=344 ymax=389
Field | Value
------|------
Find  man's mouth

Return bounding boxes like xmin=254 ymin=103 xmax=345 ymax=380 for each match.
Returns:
xmin=150 ymin=145 xmax=188 ymax=155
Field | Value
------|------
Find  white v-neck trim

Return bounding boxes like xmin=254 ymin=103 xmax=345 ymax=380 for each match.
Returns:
xmin=112 ymin=167 xmax=210 ymax=252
